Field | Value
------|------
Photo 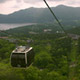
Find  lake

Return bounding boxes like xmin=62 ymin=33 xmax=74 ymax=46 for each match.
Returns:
xmin=0 ymin=23 xmax=36 ymax=30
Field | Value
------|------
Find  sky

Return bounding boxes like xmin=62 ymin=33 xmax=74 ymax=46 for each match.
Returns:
xmin=0 ymin=0 xmax=80 ymax=14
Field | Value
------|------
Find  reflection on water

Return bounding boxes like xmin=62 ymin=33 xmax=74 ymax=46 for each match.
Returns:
xmin=0 ymin=23 xmax=36 ymax=30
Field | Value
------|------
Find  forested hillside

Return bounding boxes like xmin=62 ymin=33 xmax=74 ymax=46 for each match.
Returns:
xmin=5 ymin=23 xmax=78 ymax=36
xmin=67 ymin=27 xmax=80 ymax=35
xmin=0 ymin=23 xmax=80 ymax=80
xmin=0 ymin=34 xmax=70 ymax=80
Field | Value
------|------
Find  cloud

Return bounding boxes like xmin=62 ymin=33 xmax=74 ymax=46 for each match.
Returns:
xmin=12 ymin=5 xmax=20 ymax=8
xmin=0 ymin=0 xmax=80 ymax=14
xmin=50 ymin=0 xmax=64 ymax=1
xmin=0 ymin=0 xmax=10 ymax=3
xmin=0 ymin=0 xmax=69 ymax=4
xmin=0 ymin=0 xmax=22 ymax=3
xmin=66 ymin=0 xmax=80 ymax=5
xmin=23 ymin=0 xmax=39 ymax=3
xmin=67 ymin=1 xmax=76 ymax=5
xmin=23 ymin=0 xmax=65 ymax=3
xmin=16 ymin=0 xmax=22 ymax=3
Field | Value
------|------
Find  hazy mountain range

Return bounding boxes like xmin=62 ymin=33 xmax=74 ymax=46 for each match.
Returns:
xmin=0 ymin=5 xmax=80 ymax=25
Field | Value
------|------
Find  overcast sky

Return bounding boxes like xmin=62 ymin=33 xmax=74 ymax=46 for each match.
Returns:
xmin=0 ymin=0 xmax=80 ymax=14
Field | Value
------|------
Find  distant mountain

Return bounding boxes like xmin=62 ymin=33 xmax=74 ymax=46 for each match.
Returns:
xmin=0 ymin=5 xmax=80 ymax=25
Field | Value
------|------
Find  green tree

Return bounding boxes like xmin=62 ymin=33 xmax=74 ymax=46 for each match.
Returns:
xmin=34 ymin=51 xmax=52 ymax=69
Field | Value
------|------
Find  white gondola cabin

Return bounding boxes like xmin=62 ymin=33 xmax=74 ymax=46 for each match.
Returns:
xmin=11 ymin=46 xmax=34 ymax=67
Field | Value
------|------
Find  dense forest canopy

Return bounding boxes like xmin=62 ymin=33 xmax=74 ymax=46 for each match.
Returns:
xmin=0 ymin=23 xmax=80 ymax=80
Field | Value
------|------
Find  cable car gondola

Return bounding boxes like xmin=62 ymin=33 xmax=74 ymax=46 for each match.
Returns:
xmin=11 ymin=46 xmax=34 ymax=68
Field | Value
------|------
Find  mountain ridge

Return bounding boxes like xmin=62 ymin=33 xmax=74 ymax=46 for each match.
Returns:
xmin=0 ymin=5 xmax=80 ymax=24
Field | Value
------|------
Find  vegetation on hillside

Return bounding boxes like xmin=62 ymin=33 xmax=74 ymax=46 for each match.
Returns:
xmin=0 ymin=23 xmax=80 ymax=80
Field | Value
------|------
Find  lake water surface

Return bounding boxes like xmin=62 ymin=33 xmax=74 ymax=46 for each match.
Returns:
xmin=0 ymin=23 xmax=36 ymax=30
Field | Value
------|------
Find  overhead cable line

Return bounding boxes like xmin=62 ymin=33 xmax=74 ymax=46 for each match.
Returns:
xmin=43 ymin=0 xmax=70 ymax=79
xmin=43 ymin=0 xmax=68 ymax=36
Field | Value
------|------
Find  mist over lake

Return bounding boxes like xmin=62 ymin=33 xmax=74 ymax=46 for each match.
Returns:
xmin=0 ymin=23 xmax=36 ymax=30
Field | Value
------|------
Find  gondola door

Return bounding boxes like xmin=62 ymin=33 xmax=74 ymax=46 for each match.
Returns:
xmin=11 ymin=53 xmax=26 ymax=67
xmin=11 ymin=53 xmax=18 ymax=67
xmin=18 ymin=53 xmax=26 ymax=67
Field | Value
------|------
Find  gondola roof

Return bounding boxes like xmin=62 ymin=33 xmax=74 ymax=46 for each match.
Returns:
xmin=12 ymin=46 xmax=32 ymax=53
